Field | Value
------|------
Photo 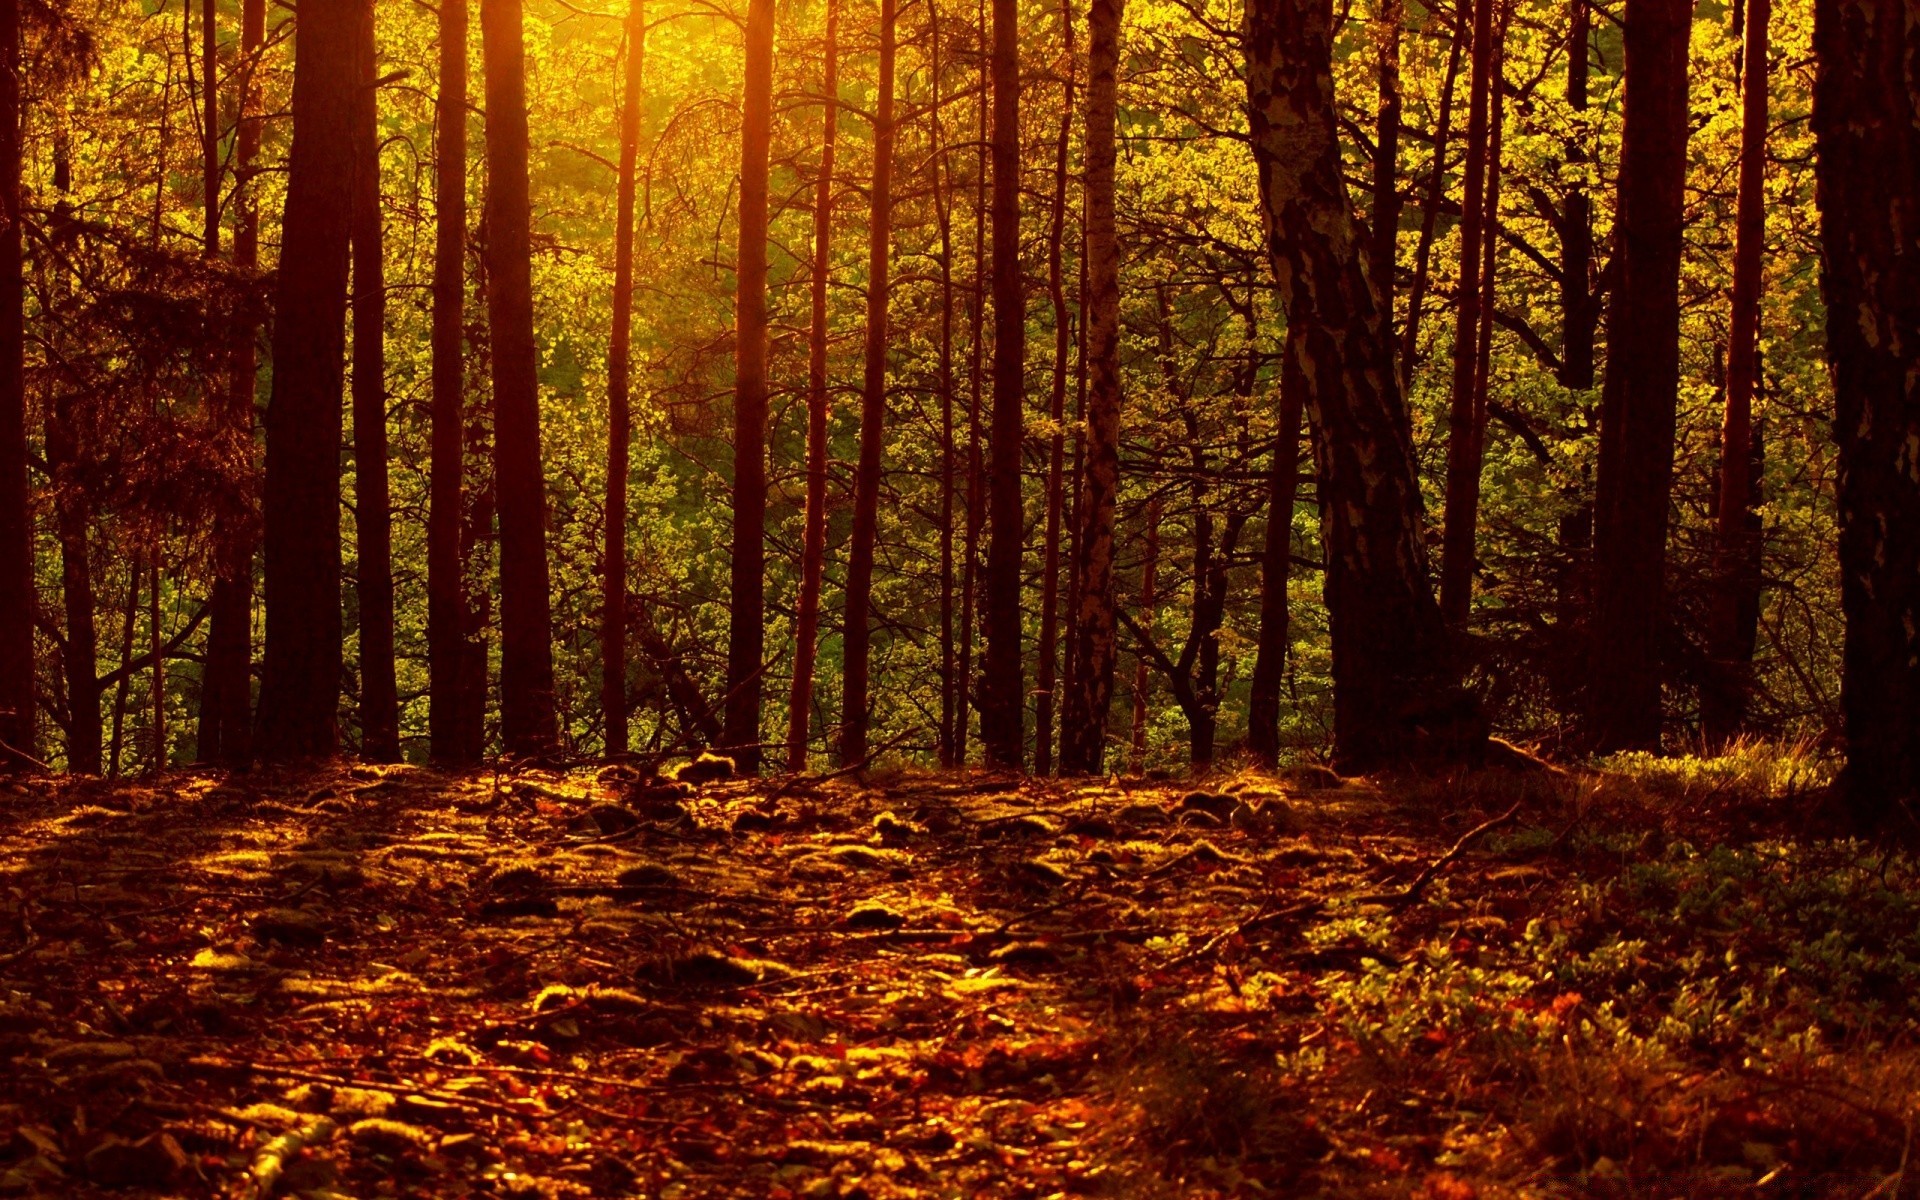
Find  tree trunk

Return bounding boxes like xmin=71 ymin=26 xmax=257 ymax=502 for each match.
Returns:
xmin=839 ymin=0 xmax=895 ymax=768
xmin=723 ymin=0 xmax=776 ymax=772
xmin=1559 ymin=0 xmax=1595 ymax=389
xmin=200 ymin=0 xmax=263 ymax=764
xmin=1702 ymin=0 xmax=1767 ymax=748
xmin=1589 ymin=0 xmax=1693 ymax=752
xmin=149 ymin=564 xmax=164 ymax=770
xmin=1811 ymin=0 xmax=1920 ymax=824
xmin=605 ymin=0 xmax=645 ymax=758
xmin=428 ymin=0 xmax=472 ymax=763
xmin=979 ymin=0 xmax=1026 ymax=769
xmin=47 ymin=406 xmax=98 ymax=774
xmin=1398 ymin=19 xmax=1462 ymax=395
xmin=351 ymin=0 xmax=399 ymax=762
xmin=481 ymin=0 xmax=560 ymax=757
xmin=958 ymin=1 xmax=989 ymax=767
xmin=1370 ymin=0 xmax=1401 ymax=348
xmin=1243 ymin=0 xmax=1476 ymax=773
xmin=933 ymin=7 xmax=958 ymax=768
xmin=1438 ymin=0 xmax=1496 ymax=626
xmin=256 ymin=0 xmax=357 ymax=761
xmin=1127 ymin=497 xmax=1159 ymax=773
xmin=1034 ymin=0 xmax=1075 ymax=776
xmin=1246 ymin=329 xmax=1305 ymax=768
xmin=0 ymin=0 xmax=29 ymax=770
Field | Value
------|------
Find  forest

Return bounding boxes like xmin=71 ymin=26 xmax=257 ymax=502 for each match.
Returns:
xmin=1 ymin=0 xmax=1919 ymax=1188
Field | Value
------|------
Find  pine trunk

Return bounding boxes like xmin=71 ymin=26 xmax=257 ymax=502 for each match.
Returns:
xmin=1370 ymin=0 xmax=1401 ymax=346
xmin=0 ymin=0 xmax=30 ymax=769
xmin=1126 ymin=498 xmax=1159 ymax=773
xmin=428 ymin=0 xmax=472 ymax=763
xmin=1034 ymin=0 xmax=1075 ymax=776
xmin=604 ymin=0 xmax=645 ymax=758
xmin=1560 ymin=0 xmax=1595 ymax=390
xmin=1246 ymin=330 xmax=1305 ymax=768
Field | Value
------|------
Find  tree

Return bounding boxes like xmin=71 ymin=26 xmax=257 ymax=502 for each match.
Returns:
xmin=428 ymin=0 xmax=474 ymax=763
xmin=1811 ymin=0 xmax=1920 ymax=823
xmin=839 ymin=0 xmax=896 ymax=769
xmin=1246 ymin=330 xmax=1305 ymax=767
xmin=256 ymin=0 xmax=357 ymax=761
xmin=480 ymin=0 xmax=560 ymax=757
xmin=604 ymin=0 xmax=645 ymax=758
xmin=787 ymin=0 xmax=838 ymax=773
xmin=1702 ymin=0 xmax=1768 ymax=747
xmin=352 ymin=0 xmax=399 ymax=761
xmin=1559 ymin=0 xmax=1595 ymax=390
xmin=723 ymin=0 xmax=776 ymax=772
xmin=1243 ymin=0 xmax=1477 ymax=773
xmin=1033 ymin=0 xmax=1075 ymax=776
xmin=1589 ymin=0 xmax=1694 ymax=752
xmin=1060 ymin=0 xmax=1121 ymax=775
xmin=978 ymin=0 xmax=1026 ymax=769
xmin=0 ymin=0 xmax=28 ymax=770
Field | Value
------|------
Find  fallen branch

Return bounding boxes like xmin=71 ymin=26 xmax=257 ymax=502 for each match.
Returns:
xmin=1364 ymin=801 xmax=1525 ymax=906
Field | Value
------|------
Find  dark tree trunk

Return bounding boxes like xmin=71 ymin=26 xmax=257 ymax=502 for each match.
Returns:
xmin=1246 ymin=330 xmax=1305 ymax=768
xmin=1034 ymin=0 xmax=1075 ymax=776
xmin=1127 ymin=497 xmax=1159 ymax=773
xmin=1243 ymin=0 xmax=1477 ymax=773
xmin=958 ymin=7 xmax=989 ymax=767
xmin=428 ymin=0 xmax=472 ymax=763
xmin=1370 ymin=0 xmax=1401 ymax=347
xmin=1398 ymin=18 xmax=1462 ymax=395
xmin=605 ymin=0 xmax=644 ymax=758
xmin=0 ymin=0 xmax=29 ymax=770
xmin=257 ymin=0 xmax=357 ymax=762
xmin=933 ymin=8 xmax=958 ymax=768
xmin=1060 ymin=0 xmax=1122 ymax=775
xmin=1559 ymin=0 xmax=1595 ymax=390
xmin=839 ymin=0 xmax=895 ymax=768
xmin=1811 ymin=0 xmax=1920 ymax=824
xmin=1702 ymin=0 xmax=1767 ymax=748
xmin=979 ymin=0 xmax=1027 ymax=769
xmin=723 ymin=0 xmax=776 ymax=772
xmin=1589 ymin=0 xmax=1694 ymax=752
xmin=481 ymin=0 xmax=560 ymax=757
xmin=351 ymin=0 xmax=398 ymax=762
xmin=47 ymin=405 xmax=98 ymax=774
xmin=788 ymin=0 xmax=837 ymax=773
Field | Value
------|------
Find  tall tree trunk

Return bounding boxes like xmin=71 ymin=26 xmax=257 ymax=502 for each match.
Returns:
xmin=1811 ymin=0 xmax=1920 ymax=824
xmin=1060 ymin=0 xmax=1122 ymax=775
xmin=149 ymin=565 xmax=164 ymax=770
xmin=1398 ymin=19 xmax=1462 ymax=395
xmin=1370 ymin=0 xmax=1401 ymax=348
xmin=1243 ymin=0 xmax=1477 ymax=773
xmin=1034 ymin=0 xmax=1075 ymax=776
xmin=109 ymin=563 xmax=139 ymax=777
xmin=47 ymin=408 xmax=98 ymax=774
xmin=202 ymin=0 xmax=219 ymax=255
xmin=1246 ymin=329 xmax=1305 ymax=768
xmin=1438 ymin=0 xmax=1496 ymax=627
xmin=1127 ymin=497 xmax=1158 ymax=773
xmin=1559 ymin=0 xmax=1595 ymax=389
xmin=839 ymin=0 xmax=895 ymax=768
xmin=481 ymin=0 xmax=560 ymax=756
xmin=201 ymin=0 xmax=263 ymax=764
xmin=788 ymin=0 xmax=837 ymax=772
xmin=723 ymin=0 xmax=776 ymax=772
xmin=1702 ymin=0 xmax=1767 ymax=748
xmin=1589 ymin=0 xmax=1693 ymax=752
xmin=979 ymin=0 xmax=1027 ymax=769
xmin=257 ymin=0 xmax=357 ymax=761
xmin=934 ymin=7 xmax=958 ymax=768
xmin=605 ymin=0 xmax=645 ymax=758
xmin=428 ymin=0 xmax=472 ymax=763
xmin=0 ymin=0 xmax=29 ymax=770
xmin=959 ymin=0 xmax=989 ymax=767
xmin=351 ymin=0 xmax=398 ymax=762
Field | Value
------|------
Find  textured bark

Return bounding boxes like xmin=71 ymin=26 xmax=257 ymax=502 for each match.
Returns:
xmin=1126 ymin=498 xmax=1159 ymax=774
xmin=788 ymin=0 xmax=837 ymax=773
xmin=1060 ymin=0 xmax=1122 ymax=776
xmin=1034 ymin=0 xmax=1075 ymax=776
xmin=1438 ymin=0 xmax=1496 ymax=627
xmin=481 ymin=0 xmax=560 ymax=756
xmin=256 ymin=0 xmax=356 ymax=761
xmin=351 ymin=0 xmax=398 ymax=762
xmin=1811 ymin=0 xmax=1920 ymax=824
xmin=1589 ymin=0 xmax=1693 ymax=752
xmin=605 ymin=0 xmax=644 ymax=758
xmin=1702 ymin=0 xmax=1768 ymax=748
xmin=428 ymin=0 xmax=472 ymax=763
xmin=979 ymin=0 xmax=1026 ymax=769
xmin=1559 ymin=0 xmax=1595 ymax=390
xmin=200 ymin=0 xmax=263 ymax=765
xmin=1246 ymin=331 xmax=1305 ymax=768
xmin=723 ymin=0 xmax=776 ymax=772
xmin=1243 ymin=0 xmax=1475 ymax=773
xmin=839 ymin=0 xmax=895 ymax=768
xmin=0 ymin=0 xmax=29 ymax=769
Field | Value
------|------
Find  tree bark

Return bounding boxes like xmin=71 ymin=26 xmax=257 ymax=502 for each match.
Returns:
xmin=605 ymin=0 xmax=645 ymax=758
xmin=1811 ymin=0 xmax=1920 ymax=824
xmin=481 ymin=0 xmax=560 ymax=757
xmin=1060 ymin=0 xmax=1122 ymax=775
xmin=958 ymin=0 xmax=989 ymax=767
xmin=1246 ymin=329 xmax=1305 ymax=768
xmin=1702 ymin=0 xmax=1767 ymax=748
xmin=47 ymin=406 xmax=98 ymax=774
xmin=839 ymin=0 xmax=895 ymax=768
xmin=1243 ymin=0 xmax=1477 ymax=773
xmin=1370 ymin=0 xmax=1401 ymax=349
xmin=979 ymin=0 xmax=1027 ymax=769
xmin=257 ymin=0 xmax=357 ymax=762
xmin=1589 ymin=0 xmax=1693 ymax=752
xmin=351 ymin=0 xmax=398 ymax=761
xmin=0 ymin=0 xmax=29 ymax=770
xmin=1127 ymin=497 xmax=1159 ymax=773
xmin=723 ymin=0 xmax=776 ymax=772
xmin=933 ymin=7 xmax=958 ymax=768
xmin=428 ymin=0 xmax=472 ymax=763
xmin=1560 ymin=0 xmax=1595 ymax=390
xmin=1034 ymin=0 xmax=1075 ymax=776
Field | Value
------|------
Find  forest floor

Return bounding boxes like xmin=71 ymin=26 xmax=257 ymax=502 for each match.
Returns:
xmin=0 ymin=748 xmax=1915 ymax=1199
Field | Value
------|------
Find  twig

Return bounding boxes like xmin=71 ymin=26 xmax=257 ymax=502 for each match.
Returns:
xmin=1365 ymin=801 xmax=1525 ymax=905
xmin=184 ymin=1057 xmax=540 ymax=1119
